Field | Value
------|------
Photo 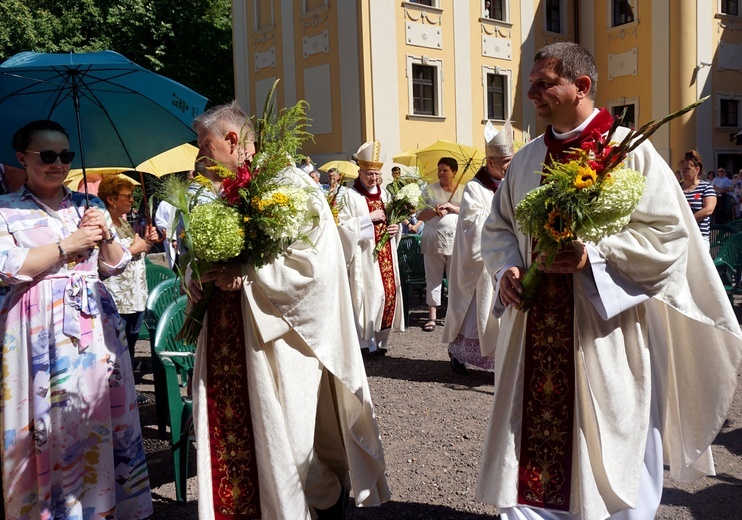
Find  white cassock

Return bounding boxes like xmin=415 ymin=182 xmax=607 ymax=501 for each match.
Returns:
xmin=441 ymin=176 xmax=500 ymax=365
xmin=193 ymin=169 xmax=390 ymax=519
xmin=337 ymin=185 xmax=405 ymax=352
xmin=477 ymin=127 xmax=742 ymax=520
xmin=154 ymin=200 xmax=177 ymax=269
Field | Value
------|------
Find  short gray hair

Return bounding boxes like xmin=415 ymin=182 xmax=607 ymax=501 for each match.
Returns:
xmin=534 ymin=42 xmax=598 ymax=100
xmin=192 ymin=101 xmax=254 ymax=141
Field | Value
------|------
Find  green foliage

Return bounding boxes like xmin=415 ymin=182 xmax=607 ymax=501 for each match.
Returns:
xmin=0 ymin=0 xmax=233 ymax=105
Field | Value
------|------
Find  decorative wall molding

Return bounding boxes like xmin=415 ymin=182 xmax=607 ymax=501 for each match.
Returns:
xmin=719 ymin=41 xmax=742 ymax=72
xmin=482 ymin=36 xmax=512 ymax=60
xmin=254 ymin=28 xmax=275 ymax=45
xmin=302 ymin=13 xmax=329 ymax=29
xmin=303 ymin=30 xmax=329 ymax=58
xmin=607 ymin=23 xmax=639 ymax=42
xmin=404 ymin=8 xmax=442 ymax=25
xmin=406 ymin=21 xmax=442 ymax=49
xmin=481 ymin=21 xmax=512 ymax=38
xmin=719 ymin=19 xmax=742 ymax=31
xmin=254 ymin=47 xmax=276 ymax=72
xmin=607 ymin=48 xmax=638 ymax=80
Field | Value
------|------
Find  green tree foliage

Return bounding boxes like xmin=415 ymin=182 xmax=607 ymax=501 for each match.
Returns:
xmin=0 ymin=0 xmax=233 ymax=105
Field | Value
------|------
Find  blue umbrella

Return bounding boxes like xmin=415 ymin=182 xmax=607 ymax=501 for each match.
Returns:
xmin=0 ymin=50 xmax=208 ymax=203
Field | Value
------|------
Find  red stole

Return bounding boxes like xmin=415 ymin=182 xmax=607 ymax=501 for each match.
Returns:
xmin=474 ymin=167 xmax=500 ymax=193
xmin=206 ymin=289 xmax=261 ymax=519
xmin=517 ymin=109 xmax=614 ymax=511
xmin=353 ymin=180 xmax=397 ymax=330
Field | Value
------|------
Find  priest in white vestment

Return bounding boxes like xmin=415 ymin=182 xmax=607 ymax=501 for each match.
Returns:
xmin=187 ymin=103 xmax=390 ymax=519
xmin=442 ymin=121 xmax=513 ymax=374
xmin=337 ymin=141 xmax=404 ymax=354
xmin=477 ymin=43 xmax=742 ymax=520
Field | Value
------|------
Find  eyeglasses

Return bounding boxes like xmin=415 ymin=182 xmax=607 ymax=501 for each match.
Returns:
xmin=117 ymin=193 xmax=135 ymax=200
xmin=24 ymin=150 xmax=76 ymax=164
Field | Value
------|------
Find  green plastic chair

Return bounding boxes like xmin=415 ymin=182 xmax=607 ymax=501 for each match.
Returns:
xmin=726 ymin=219 xmax=742 ymax=234
xmin=144 ymin=277 xmax=182 ymax=436
xmin=138 ymin=264 xmax=177 ymax=342
xmin=710 ymin=224 xmax=734 ymax=259
xmin=713 ymin=232 xmax=742 ymax=304
xmin=397 ymin=235 xmax=427 ymax=327
xmin=154 ymin=295 xmax=196 ymax=503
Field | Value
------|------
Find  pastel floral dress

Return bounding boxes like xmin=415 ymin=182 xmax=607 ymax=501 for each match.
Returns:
xmin=0 ymin=187 xmax=153 ymax=519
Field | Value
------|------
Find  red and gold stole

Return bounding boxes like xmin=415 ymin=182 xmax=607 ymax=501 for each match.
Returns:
xmin=517 ymin=109 xmax=614 ymax=511
xmin=206 ymin=289 xmax=261 ymax=519
xmin=353 ymin=179 xmax=397 ymax=330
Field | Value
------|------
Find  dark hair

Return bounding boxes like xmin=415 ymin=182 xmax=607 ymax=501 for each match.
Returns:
xmin=12 ymin=120 xmax=70 ymax=152
xmin=682 ymin=149 xmax=704 ymax=175
xmin=438 ymin=157 xmax=458 ymax=172
xmin=391 ymin=166 xmax=401 ymax=172
xmin=534 ymin=42 xmax=598 ymax=100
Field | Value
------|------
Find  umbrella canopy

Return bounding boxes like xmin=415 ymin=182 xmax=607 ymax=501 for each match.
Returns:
xmin=0 ymin=50 xmax=207 ymax=192
xmin=136 ymin=143 xmax=198 ymax=176
xmin=64 ymin=168 xmax=138 ymax=194
xmin=319 ymin=160 xmax=359 ymax=179
xmin=415 ymin=140 xmax=485 ymax=184
xmin=392 ymin=148 xmax=419 ymax=167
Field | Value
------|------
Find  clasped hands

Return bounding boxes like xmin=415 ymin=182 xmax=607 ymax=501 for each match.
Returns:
xmin=369 ymin=209 xmax=399 ymax=236
xmin=498 ymin=241 xmax=589 ymax=307
xmin=435 ymin=202 xmax=457 ymax=217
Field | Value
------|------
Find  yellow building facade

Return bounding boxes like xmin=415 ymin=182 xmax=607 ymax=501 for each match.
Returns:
xmin=232 ymin=0 xmax=742 ymax=175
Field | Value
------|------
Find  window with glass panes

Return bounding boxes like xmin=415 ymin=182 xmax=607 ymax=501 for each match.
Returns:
xmin=487 ymin=73 xmax=506 ymax=120
xmin=546 ymin=0 xmax=562 ymax=33
xmin=491 ymin=0 xmax=505 ymax=20
xmin=612 ymin=0 xmax=635 ymax=26
xmin=412 ymin=64 xmax=436 ymax=116
xmin=721 ymin=100 xmax=739 ymax=127
xmin=612 ymin=104 xmax=636 ymax=129
xmin=722 ymin=0 xmax=739 ymax=15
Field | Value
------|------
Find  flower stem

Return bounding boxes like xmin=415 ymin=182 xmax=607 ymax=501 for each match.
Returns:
xmin=373 ymin=231 xmax=391 ymax=261
xmin=516 ymin=262 xmax=545 ymax=312
xmin=176 ymin=281 xmax=216 ymax=344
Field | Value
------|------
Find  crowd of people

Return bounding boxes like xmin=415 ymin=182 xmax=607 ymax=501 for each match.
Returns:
xmin=0 ymin=41 xmax=740 ymax=520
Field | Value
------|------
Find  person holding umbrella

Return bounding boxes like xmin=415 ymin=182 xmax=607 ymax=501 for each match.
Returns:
xmin=0 ymin=120 xmax=153 ymax=519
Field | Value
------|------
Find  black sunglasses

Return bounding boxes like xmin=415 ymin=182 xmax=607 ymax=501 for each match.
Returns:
xmin=24 ymin=149 xmax=76 ymax=165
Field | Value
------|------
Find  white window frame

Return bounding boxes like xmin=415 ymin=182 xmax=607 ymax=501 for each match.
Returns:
xmin=609 ymin=0 xmax=637 ymax=28
xmin=406 ymin=55 xmax=444 ymax=119
xmin=719 ymin=95 xmax=741 ymax=128
xmin=482 ymin=65 xmax=512 ymax=122
xmin=483 ymin=0 xmax=510 ymax=22
xmin=254 ymin=0 xmax=274 ymax=32
xmin=404 ymin=0 xmax=440 ymax=8
xmin=607 ymin=97 xmax=639 ymax=129
xmin=720 ymin=0 xmax=740 ymax=16
xmin=302 ymin=0 xmax=329 ymax=15
xmin=544 ymin=0 xmax=567 ymax=35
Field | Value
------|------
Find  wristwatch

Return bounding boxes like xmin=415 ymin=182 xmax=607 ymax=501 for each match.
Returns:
xmin=102 ymin=228 xmax=116 ymax=244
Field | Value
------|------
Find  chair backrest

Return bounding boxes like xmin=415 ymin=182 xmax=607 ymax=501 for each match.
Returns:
xmin=397 ymin=234 xmax=425 ymax=281
xmin=710 ymin=224 xmax=735 ymax=258
xmin=726 ymin=220 xmax=742 ymax=234
xmin=715 ymin=232 xmax=742 ymax=272
xmin=154 ymin=295 xmax=196 ymax=379
xmin=146 ymin=263 xmax=177 ymax=292
xmin=145 ymin=277 xmax=181 ymax=320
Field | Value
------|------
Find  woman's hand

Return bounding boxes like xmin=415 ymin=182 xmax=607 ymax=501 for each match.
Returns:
xmin=436 ymin=202 xmax=459 ymax=216
xmin=143 ymin=224 xmax=159 ymax=244
xmin=129 ymin=234 xmax=149 ymax=256
xmin=60 ymin=226 xmax=104 ymax=255
xmin=79 ymin=208 xmax=111 ymax=239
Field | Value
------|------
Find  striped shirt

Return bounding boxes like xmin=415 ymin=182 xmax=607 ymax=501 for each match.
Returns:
xmin=683 ymin=180 xmax=716 ymax=238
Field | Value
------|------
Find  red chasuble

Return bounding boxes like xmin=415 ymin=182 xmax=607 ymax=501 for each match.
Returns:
xmin=517 ymin=109 xmax=615 ymax=511
xmin=353 ymin=179 xmax=397 ymax=330
xmin=206 ymin=289 xmax=261 ymax=519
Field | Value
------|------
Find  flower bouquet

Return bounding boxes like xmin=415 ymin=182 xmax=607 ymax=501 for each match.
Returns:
xmin=513 ymin=97 xmax=708 ymax=312
xmin=161 ymin=80 xmax=317 ymax=343
xmin=373 ymin=182 xmax=425 ymax=260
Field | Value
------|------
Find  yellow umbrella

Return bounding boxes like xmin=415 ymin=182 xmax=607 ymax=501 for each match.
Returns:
xmin=415 ymin=140 xmax=485 ymax=184
xmin=136 ymin=143 xmax=198 ymax=176
xmin=392 ymin=148 xmax=419 ymax=167
xmin=319 ymin=160 xmax=359 ymax=179
xmin=64 ymin=168 xmax=138 ymax=194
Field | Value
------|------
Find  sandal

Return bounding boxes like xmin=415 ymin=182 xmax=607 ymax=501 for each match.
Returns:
xmin=422 ymin=319 xmax=436 ymax=332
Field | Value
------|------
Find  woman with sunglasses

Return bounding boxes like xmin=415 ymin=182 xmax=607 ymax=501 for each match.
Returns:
xmin=98 ymin=175 xmax=159 ymax=394
xmin=0 ymin=120 xmax=153 ymax=519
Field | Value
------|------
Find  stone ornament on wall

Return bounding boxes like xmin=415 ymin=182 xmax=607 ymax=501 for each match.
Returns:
xmin=482 ymin=36 xmax=511 ymax=60
xmin=607 ymin=48 xmax=638 ymax=80
xmin=406 ymin=22 xmax=442 ymax=49
xmin=254 ymin=47 xmax=276 ymax=72
xmin=719 ymin=41 xmax=742 ymax=72
xmin=303 ymin=30 xmax=329 ymax=58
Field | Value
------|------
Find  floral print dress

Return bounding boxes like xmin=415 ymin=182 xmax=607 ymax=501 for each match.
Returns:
xmin=0 ymin=187 xmax=153 ymax=519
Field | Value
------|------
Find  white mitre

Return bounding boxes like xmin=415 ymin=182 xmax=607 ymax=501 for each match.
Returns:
xmin=484 ymin=120 xmax=514 ymax=158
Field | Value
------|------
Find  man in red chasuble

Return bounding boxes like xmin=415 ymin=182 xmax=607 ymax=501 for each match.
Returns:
xmin=337 ymin=141 xmax=405 ymax=356
xmin=188 ymin=103 xmax=389 ymax=520
xmin=477 ymin=42 xmax=741 ymax=520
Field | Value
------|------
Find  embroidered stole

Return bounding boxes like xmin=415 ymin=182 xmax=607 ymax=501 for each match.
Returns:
xmin=206 ymin=289 xmax=261 ymax=519
xmin=353 ymin=180 xmax=397 ymax=330
xmin=517 ymin=109 xmax=614 ymax=511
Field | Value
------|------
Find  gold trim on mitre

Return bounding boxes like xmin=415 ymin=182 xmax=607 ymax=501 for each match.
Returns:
xmin=484 ymin=120 xmax=514 ymax=158
xmin=356 ymin=140 xmax=386 ymax=171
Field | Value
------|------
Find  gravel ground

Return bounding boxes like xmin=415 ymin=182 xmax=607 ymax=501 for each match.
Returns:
xmin=137 ymin=304 xmax=742 ymax=519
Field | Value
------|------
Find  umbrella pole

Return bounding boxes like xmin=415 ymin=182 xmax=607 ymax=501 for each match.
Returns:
xmin=70 ymin=71 xmax=90 ymax=207
xmin=138 ymin=171 xmax=152 ymax=225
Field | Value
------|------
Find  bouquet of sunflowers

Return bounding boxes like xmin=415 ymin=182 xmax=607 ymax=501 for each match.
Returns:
xmin=161 ymin=81 xmax=317 ymax=342
xmin=514 ymin=97 xmax=707 ymax=312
